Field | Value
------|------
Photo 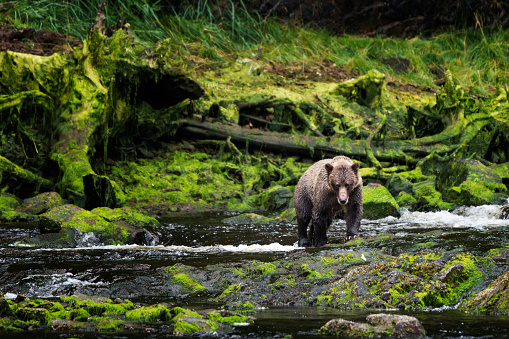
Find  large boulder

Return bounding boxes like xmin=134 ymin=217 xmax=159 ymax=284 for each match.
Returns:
xmin=36 ymin=205 xmax=159 ymax=246
xmin=362 ymin=184 xmax=400 ymax=219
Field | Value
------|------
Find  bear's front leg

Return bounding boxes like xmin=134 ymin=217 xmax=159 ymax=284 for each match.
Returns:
xmin=312 ymin=211 xmax=328 ymax=247
xmin=297 ymin=213 xmax=312 ymax=247
xmin=344 ymin=186 xmax=363 ymax=242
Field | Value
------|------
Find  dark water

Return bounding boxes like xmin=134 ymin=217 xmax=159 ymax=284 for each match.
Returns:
xmin=1 ymin=205 xmax=509 ymax=338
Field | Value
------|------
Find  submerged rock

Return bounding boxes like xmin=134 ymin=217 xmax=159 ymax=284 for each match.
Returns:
xmin=319 ymin=313 xmax=426 ymax=338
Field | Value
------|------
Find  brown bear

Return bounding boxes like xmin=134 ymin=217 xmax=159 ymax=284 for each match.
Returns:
xmin=293 ymin=155 xmax=363 ymax=247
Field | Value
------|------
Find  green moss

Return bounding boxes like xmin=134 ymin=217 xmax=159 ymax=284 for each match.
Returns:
xmin=172 ymin=273 xmax=207 ymax=292
xmin=216 ymin=284 xmax=243 ymax=301
xmin=91 ymin=206 xmax=159 ymax=227
xmin=362 ymin=185 xmax=400 ymax=219
xmin=207 ymin=310 xmax=253 ymax=325
xmin=396 ymin=191 xmax=417 ymax=209
xmin=97 ymin=319 xmax=125 ymax=331
xmin=399 ymin=167 xmax=428 ymax=182
xmin=125 ymin=304 xmax=171 ymax=322
xmin=164 ymin=263 xmax=207 ymax=292
xmin=300 ymin=263 xmax=334 ymax=281
xmin=446 ymin=181 xmax=498 ymax=206
xmin=86 ymin=302 xmax=131 ymax=316
xmin=173 ymin=321 xmax=201 ymax=334
xmin=416 ymin=241 xmax=438 ymax=248
xmin=414 ymin=184 xmax=452 ymax=211
xmin=170 ymin=307 xmax=202 ymax=320
xmin=14 ymin=307 xmax=50 ymax=327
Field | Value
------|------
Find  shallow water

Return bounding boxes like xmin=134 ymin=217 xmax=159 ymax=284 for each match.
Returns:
xmin=1 ymin=204 xmax=509 ymax=338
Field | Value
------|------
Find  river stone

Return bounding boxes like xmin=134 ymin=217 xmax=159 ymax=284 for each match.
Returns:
xmin=362 ymin=184 xmax=400 ymax=219
xmin=367 ymin=314 xmax=426 ymax=338
xmin=458 ymin=270 xmax=509 ymax=314
xmin=320 ymin=314 xmax=425 ymax=337
xmin=20 ymin=192 xmax=65 ymax=215
xmin=319 ymin=319 xmax=377 ymax=336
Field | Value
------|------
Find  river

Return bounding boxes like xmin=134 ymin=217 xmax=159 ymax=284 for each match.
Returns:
xmin=1 ymin=204 xmax=508 ymax=338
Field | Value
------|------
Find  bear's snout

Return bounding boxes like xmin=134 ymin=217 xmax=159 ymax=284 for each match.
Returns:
xmin=338 ymin=188 xmax=349 ymax=205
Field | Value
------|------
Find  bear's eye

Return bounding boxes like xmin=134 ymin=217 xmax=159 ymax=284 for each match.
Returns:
xmin=334 ymin=183 xmax=340 ymax=190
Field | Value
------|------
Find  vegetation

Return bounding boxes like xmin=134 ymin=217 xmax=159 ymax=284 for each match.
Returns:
xmin=2 ymin=0 xmax=509 ymax=94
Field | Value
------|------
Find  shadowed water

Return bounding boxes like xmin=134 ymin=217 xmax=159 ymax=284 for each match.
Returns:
xmin=1 ymin=204 xmax=508 ymax=338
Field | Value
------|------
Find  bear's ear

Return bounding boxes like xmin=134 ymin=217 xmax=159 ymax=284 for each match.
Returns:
xmin=325 ymin=163 xmax=334 ymax=174
xmin=351 ymin=162 xmax=360 ymax=172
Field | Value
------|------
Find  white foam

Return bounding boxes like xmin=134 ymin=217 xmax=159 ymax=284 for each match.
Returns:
xmin=3 ymin=292 xmax=17 ymax=300
xmin=20 ymin=272 xmax=107 ymax=298
xmin=34 ymin=242 xmax=299 ymax=254
xmin=398 ymin=205 xmax=509 ymax=229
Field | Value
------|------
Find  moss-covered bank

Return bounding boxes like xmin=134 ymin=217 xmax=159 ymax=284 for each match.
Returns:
xmin=0 ymin=293 xmax=251 ymax=335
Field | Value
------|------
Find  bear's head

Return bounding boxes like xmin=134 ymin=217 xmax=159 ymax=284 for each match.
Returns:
xmin=325 ymin=161 xmax=360 ymax=205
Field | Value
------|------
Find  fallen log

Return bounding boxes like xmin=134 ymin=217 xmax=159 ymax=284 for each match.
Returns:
xmin=177 ymin=119 xmax=460 ymax=165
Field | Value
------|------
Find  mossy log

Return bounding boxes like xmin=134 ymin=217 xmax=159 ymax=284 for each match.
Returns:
xmin=0 ymin=155 xmax=51 ymax=197
xmin=178 ymin=119 xmax=459 ymax=165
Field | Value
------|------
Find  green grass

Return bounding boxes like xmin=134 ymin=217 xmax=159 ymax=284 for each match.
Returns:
xmin=2 ymin=0 xmax=509 ymax=93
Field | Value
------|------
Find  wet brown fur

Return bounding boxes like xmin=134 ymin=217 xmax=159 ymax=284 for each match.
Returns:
xmin=294 ymin=156 xmax=363 ymax=247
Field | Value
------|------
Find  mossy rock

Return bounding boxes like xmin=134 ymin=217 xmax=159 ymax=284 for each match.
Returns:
xmin=223 ymin=213 xmax=278 ymax=225
xmin=20 ymin=192 xmax=65 ymax=215
xmin=446 ymin=180 xmax=501 ymax=206
xmin=490 ymin=161 xmax=509 ymax=186
xmin=37 ymin=204 xmax=153 ymax=245
xmin=413 ymin=181 xmax=452 ymax=211
xmin=362 ymin=184 xmax=400 ymax=219
xmin=396 ymin=191 xmax=417 ymax=209
xmin=458 ymin=270 xmax=509 ymax=314
xmin=173 ymin=315 xmax=219 ymax=335
xmin=25 ymin=228 xmax=80 ymax=248
xmin=0 ymin=193 xmax=32 ymax=222
xmin=257 ymin=185 xmax=293 ymax=212
xmin=91 ymin=207 xmax=159 ymax=227
xmin=14 ymin=307 xmax=50 ymax=328
xmin=125 ymin=304 xmax=171 ymax=322
xmin=163 ymin=264 xmax=208 ymax=293
xmin=207 ymin=309 xmax=253 ymax=325
xmin=279 ymin=208 xmax=297 ymax=224
xmin=433 ymin=158 xmax=507 ymax=202
xmin=386 ymin=173 xmax=414 ymax=197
